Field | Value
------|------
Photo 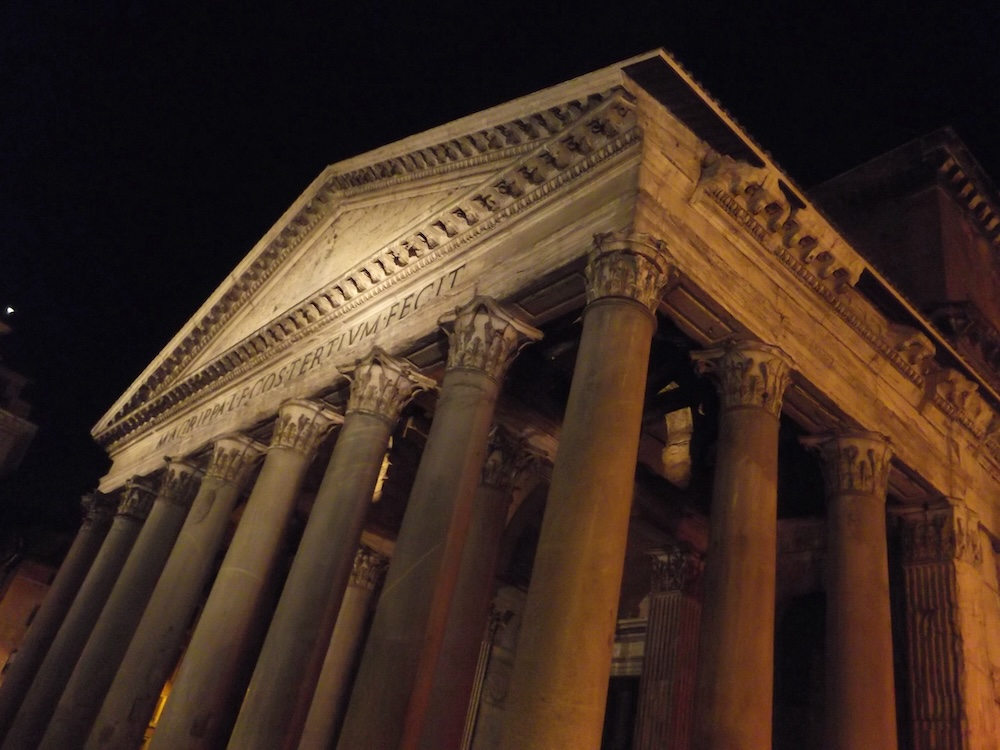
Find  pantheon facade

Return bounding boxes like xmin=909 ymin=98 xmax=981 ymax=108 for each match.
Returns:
xmin=2 ymin=50 xmax=1000 ymax=750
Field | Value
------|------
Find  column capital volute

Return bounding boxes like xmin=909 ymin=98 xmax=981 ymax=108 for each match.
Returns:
xmin=648 ymin=543 xmax=704 ymax=596
xmin=691 ymin=338 xmax=793 ymax=418
xmin=480 ymin=425 xmax=535 ymax=492
xmin=439 ymin=296 xmax=543 ymax=384
xmin=158 ymin=458 xmax=204 ymax=510
xmin=801 ymin=430 xmax=893 ymax=499
xmin=586 ymin=231 xmax=679 ymax=313
xmin=204 ymin=433 xmax=267 ymax=486
xmin=81 ymin=490 xmax=116 ymax=525
xmin=116 ymin=478 xmax=157 ymax=522
xmin=894 ymin=497 xmax=984 ymax=567
xmin=271 ymin=398 xmax=343 ymax=456
xmin=343 ymin=347 xmax=436 ymax=426
xmin=349 ymin=545 xmax=390 ymax=591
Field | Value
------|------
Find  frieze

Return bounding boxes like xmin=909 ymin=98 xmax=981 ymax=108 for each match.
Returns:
xmin=344 ymin=347 xmax=435 ymax=425
xmin=649 ymin=544 xmax=703 ymax=596
xmin=98 ymin=89 xmax=640 ymax=451
xmin=896 ymin=501 xmax=984 ymax=567
xmin=587 ymin=231 xmax=679 ymax=312
xmin=270 ymin=399 xmax=342 ymax=456
xmin=204 ymin=434 xmax=266 ymax=486
xmin=158 ymin=459 xmax=203 ymax=509
xmin=692 ymin=339 xmax=793 ymax=418
xmin=440 ymin=297 xmax=543 ymax=384
xmin=696 ymin=151 xmax=1000 ymax=469
xmin=349 ymin=545 xmax=390 ymax=591
xmin=801 ymin=431 xmax=892 ymax=498
xmin=697 ymin=151 xmax=864 ymax=291
xmin=116 ymin=479 xmax=157 ymax=522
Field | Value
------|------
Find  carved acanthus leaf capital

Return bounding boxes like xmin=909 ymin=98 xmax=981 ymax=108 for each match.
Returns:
xmin=271 ymin=399 xmax=343 ymax=456
xmin=692 ymin=339 xmax=793 ymax=418
xmin=586 ymin=231 xmax=679 ymax=312
xmin=801 ymin=431 xmax=892 ymax=498
xmin=116 ymin=479 xmax=157 ymax=522
xmin=480 ymin=426 xmax=535 ymax=492
xmin=344 ymin=347 xmax=436 ymax=425
xmin=81 ymin=491 xmax=116 ymax=525
xmin=204 ymin=434 xmax=267 ymax=486
xmin=440 ymin=296 xmax=543 ymax=384
xmin=896 ymin=500 xmax=984 ymax=567
xmin=349 ymin=545 xmax=390 ymax=591
xmin=649 ymin=543 xmax=703 ymax=596
xmin=158 ymin=459 xmax=203 ymax=509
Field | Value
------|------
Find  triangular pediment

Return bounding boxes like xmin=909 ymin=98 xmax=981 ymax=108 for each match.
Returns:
xmin=94 ymin=52 xmax=659 ymax=449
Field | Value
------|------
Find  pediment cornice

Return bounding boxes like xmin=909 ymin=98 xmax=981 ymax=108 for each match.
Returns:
xmin=96 ymin=87 xmax=641 ymax=450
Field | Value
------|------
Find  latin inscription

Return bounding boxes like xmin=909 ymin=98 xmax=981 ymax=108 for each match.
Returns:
xmin=156 ymin=265 xmax=465 ymax=449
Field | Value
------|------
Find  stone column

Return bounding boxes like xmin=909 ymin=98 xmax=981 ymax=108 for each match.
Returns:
xmin=337 ymin=296 xmax=541 ymax=750
xmin=803 ymin=431 xmax=897 ymax=750
xmin=229 ymin=349 xmax=432 ymax=750
xmin=0 ymin=492 xmax=115 ymax=744
xmin=1 ymin=480 xmax=156 ymax=750
xmin=40 ymin=459 xmax=203 ymax=750
xmin=689 ymin=339 xmax=793 ymax=750
xmin=500 ymin=232 xmax=677 ymax=750
xmin=419 ymin=427 xmax=529 ymax=750
xmin=894 ymin=499 xmax=997 ymax=750
xmin=633 ymin=544 xmax=704 ymax=750
xmin=86 ymin=434 xmax=264 ymax=750
xmin=297 ymin=545 xmax=389 ymax=750
xmin=148 ymin=399 xmax=340 ymax=750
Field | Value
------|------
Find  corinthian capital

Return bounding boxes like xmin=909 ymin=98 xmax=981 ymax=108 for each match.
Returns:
xmin=439 ymin=297 xmax=543 ymax=384
xmin=895 ymin=499 xmax=984 ymax=568
xmin=158 ymin=458 xmax=203 ymax=509
xmin=204 ymin=434 xmax=266 ymax=486
xmin=480 ymin=426 xmax=534 ymax=492
xmin=802 ymin=431 xmax=892 ymax=498
xmin=691 ymin=339 xmax=793 ymax=418
xmin=116 ymin=479 xmax=157 ymax=521
xmin=81 ymin=491 xmax=116 ymax=525
xmin=586 ymin=231 xmax=679 ymax=312
xmin=349 ymin=545 xmax=390 ymax=591
xmin=649 ymin=543 xmax=703 ymax=596
xmin=271 ymin=399 xmax=343 ymax=456
xmin=344 ymin=347 xmax=436 ymax=425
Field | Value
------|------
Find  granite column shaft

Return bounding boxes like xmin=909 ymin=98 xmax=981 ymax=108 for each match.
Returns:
xmin=500 ymin=232 xmax=677 ymax=750
xmin=148 ymin=400 xmax=340 ymax=750
xmin=0 ymin=493 xmax=115 ymax=743
xmin=297 ymin=546 xmax=389 ymax=750
xmin=40 ymin=460 xmax=202 ymax=750
xmin=337 ymin=297 xmax=540 ymax=750
xmin=229 ymin=349 xmax=431 ymax=750
xmin=1 ymin=480 xmax=156 ymax=750
xmin=805 ymin=431 xmax=897 ymax=750
xmin=85 ymin=434 xmax=264 ymax=750
xmin=690 ymin=340 xmax=793 ymax=750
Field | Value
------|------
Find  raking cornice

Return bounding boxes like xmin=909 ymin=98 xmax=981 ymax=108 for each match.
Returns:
xmin=95 ymin=87 xmax=640 ymax=449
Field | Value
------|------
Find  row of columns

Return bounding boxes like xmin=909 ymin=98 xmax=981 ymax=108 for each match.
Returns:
xmin=0 ymin=230 xmax=916 ymax=750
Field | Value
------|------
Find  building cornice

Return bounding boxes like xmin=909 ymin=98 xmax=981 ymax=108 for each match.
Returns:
xmin=95 ymin=88 xmax=640 ymax=450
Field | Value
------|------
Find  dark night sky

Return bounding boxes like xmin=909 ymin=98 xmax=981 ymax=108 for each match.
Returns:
xmin=2 ymin=1 xmax=999 ymax=539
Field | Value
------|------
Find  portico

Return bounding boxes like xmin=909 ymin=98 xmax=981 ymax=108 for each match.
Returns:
xmin=4 ymin=50 xmax=1000 ymax=750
